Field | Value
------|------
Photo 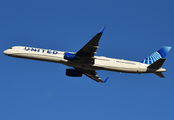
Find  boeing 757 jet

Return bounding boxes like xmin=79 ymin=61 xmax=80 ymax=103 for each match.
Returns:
xmin=3 ymin=26 xmax=171 ymax=83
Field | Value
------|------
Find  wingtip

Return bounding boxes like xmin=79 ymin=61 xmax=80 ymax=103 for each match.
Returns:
xmin=99 ymin=26 xmax=106 ymax=34
xmin=104 ymin=77 xmax=109 ymax=83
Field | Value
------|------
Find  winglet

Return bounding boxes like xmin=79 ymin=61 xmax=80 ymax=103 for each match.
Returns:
xmin=99 ymin=26 xmax=106 ymax=34
xmin=104 ymin=77 xmax=109 ymax=83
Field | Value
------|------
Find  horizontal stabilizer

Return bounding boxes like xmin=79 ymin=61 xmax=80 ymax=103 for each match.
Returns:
xmin=148 ymin=58 xmax=166 ymax=69
xmin=154 ymin=72 xmax=165 ymax=78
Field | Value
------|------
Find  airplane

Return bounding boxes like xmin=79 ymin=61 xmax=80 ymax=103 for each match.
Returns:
xmin=3 ymin=26 xmax=171 ymax=83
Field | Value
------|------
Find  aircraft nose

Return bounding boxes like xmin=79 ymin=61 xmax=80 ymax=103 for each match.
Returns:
xmin=3 ymin=49 xmax=10 ymax=55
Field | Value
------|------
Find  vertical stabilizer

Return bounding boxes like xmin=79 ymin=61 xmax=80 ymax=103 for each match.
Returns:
xmin=141 ymin=46 xmax=171 ymax=64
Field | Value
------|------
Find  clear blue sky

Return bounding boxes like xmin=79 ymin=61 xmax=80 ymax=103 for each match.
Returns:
xmin=1 ymin=0 xmax=174 ymax=120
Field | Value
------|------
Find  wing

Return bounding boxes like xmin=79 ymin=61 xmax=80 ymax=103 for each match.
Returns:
xmin=75 ymin=68 xmax=108 ymax=83
xmin=76 ymin=26 xmax=106 ymax=64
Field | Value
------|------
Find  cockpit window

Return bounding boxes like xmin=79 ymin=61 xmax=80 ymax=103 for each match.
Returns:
xmin=9 ymin=47 xmax=12 ymax=49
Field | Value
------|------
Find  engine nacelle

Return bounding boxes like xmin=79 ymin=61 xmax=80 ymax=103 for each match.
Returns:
xmin=66 ymin=69 xmax=82 ymax=77
xmin=64 ymin=53 xmax=77 ymax=60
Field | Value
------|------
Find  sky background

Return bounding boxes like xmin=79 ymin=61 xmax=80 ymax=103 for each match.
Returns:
xmin=0 ymin=0 xmax=174 ymax=120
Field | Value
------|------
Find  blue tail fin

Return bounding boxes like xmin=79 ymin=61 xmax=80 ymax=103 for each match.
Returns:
xmin=141 ymin=46 xmax=171 ymax=64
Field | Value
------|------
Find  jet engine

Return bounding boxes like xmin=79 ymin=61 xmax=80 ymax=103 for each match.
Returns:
xmin=64 ymin=53 xmax=80 ymax=60
xmin=66 ymin=69 xmax=82 ymax=77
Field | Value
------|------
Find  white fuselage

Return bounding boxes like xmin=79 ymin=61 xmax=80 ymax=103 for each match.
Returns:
xmin=3 ymin=46 xmax=166 ymax=73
